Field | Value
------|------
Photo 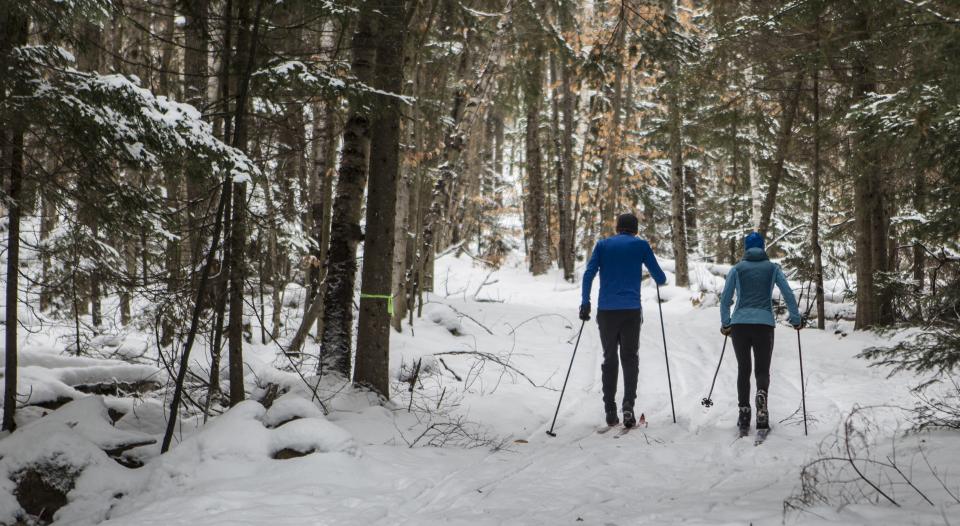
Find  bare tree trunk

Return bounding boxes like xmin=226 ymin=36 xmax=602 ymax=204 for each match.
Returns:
xmin=2 ymin=1 xmax=27 ymax=433
xmin=728 ymin=118 xmax=740 ymax=265
xmin=851 ymin=9 xmax=891 ymax=329
xmin=227 ymin=177 xmax=247 ymax=405
xmin=320 ymin=10 xmax=377 ymax=377
xmin=226 ymin=0 xmax=264 ymax=405
xmin=156 ymin=1 xmax=179 ymax=343
xmin=757 ymin=72 xmax=804 ymax=238
xmin=600 ymin=16 xmax=626 ymax=237
xmin=2 ymin=129 xmax=21 ymax=431
xmin=183 ymin=0 xmax=209 ymax=274
xmin=39 ymin=192 xmax=56 ymax=312
xmin=304 ymin=91 xmax=339 ymax=340
xmin=524 ymin=32 xmax=549 ymax=275
xmin=355 ymin=0 xmax=405 ymax=397
xmin=663 ymin=0 xmax=688 ymax=287
xmin=209 ymin=190 xmax=231 ymax=397
xmin=812 ymin=21 xmax=825 ymax=330
xmin=558 ymin=24 xmax=576 ymax=281
xmin=684 ymin=166 xmax=698 ymax=250
xmin=2 ymin=94 xmax=25 ymax=433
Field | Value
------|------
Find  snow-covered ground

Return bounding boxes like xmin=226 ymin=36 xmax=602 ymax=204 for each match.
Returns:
xmin=2 ymin=253 xmax=958 ymax=525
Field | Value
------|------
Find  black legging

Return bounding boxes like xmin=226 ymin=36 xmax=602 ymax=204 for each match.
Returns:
xmin=597 ymin=309 xmax=643 ymax=413
xmin=731 ymin=324 xmax=774 ymax=407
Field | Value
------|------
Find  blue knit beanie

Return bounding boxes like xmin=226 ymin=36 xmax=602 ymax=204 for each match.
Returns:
xmin=745 ymin=231 xmax=765 ymax=250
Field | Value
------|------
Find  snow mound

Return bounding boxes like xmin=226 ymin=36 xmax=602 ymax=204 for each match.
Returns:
xmin=262 ymin=392 xmax=324 ymax=428
xmin=0 ymin=397 xmax=150 ymax=523
xmin=0 ymin=397 xmax=156 ymax=463
xmin=426 ymin=305 xmax=466 ymax=335
xmin=270 ymin=417 xmax=356 ymax=458
xmin=14 ymin=350 xmax=161 ymax=408
xmin=162 ymin=399 xmax=356 ymax=466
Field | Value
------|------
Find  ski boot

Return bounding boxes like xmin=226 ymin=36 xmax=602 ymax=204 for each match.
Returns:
xmin=605 ymin=410 xmax=620 ymax=427
xmin=622 ymin=401 xmax=637 ymax=428
xmin=737 ymin=406 xmax=751 ymax=434
xmin=756 ymin=389 xmax=769 ymax=430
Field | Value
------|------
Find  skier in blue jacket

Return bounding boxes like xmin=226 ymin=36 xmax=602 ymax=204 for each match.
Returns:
xmin=581 ymin=213 xmax=667 ymax=428
xmin=720 ymin=232 xmax=802 ymax=433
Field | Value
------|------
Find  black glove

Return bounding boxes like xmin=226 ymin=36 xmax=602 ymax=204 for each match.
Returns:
xmin=720 ymin=326 xmax=732 ymax=336
xmin=579 ymin=304 xmax=591 ymax=321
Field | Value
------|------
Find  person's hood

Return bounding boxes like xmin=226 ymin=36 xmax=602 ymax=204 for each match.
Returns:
xmin=744 ymin=247 xmax=769 ymax=261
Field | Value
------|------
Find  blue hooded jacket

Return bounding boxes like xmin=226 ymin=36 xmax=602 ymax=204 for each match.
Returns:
xmin=720 ymin=236 xmax=802 ymax=327
xmin=581 ymin=234 xmax=667 ymax=311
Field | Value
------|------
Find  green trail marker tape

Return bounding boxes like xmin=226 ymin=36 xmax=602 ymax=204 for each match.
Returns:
xmin=360 ymin=293 xmax=394 ymax=315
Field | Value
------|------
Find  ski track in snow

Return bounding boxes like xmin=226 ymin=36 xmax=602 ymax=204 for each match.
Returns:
xmin=5 ymin=253 xmax=957 ymax=525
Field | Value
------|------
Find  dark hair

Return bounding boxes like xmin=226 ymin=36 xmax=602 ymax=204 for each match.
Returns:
xmin=616 ymin=213 xmax=639 ymax=234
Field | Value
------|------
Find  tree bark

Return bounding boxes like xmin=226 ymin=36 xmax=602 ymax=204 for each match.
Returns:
xmin=226 ymin=0 xmax=264 ymax=404
xmin=354 ymin=0 xmax=405 ymax=397
xmin=162 ymin=177 xmax=232 ymax=453
xmin=600 ymin=17 xmax=626 ymax=238
xmin=320 ymin=10 xmax=377 ymax=377
xmin=812 ymin=18 xmax=825 ymax=330
xmin=2 ymin=107 xmax=24 ymax=434
xmin=851 ymin=8 xmax=891 ymax=329
xmin=558 ymin=20 xmax=576 ymax=281
xmin=524 ymin=28 xmax=549 ymax=275
xmin=757 ymin=71 xmax=804 ymax=238
xmin=1 ymin=5 xmax=27 ymax=431
xmin=663 ymin=0 xmax=689 ymax=287
xmin=183 ymin=0 xmax=209 ymax=275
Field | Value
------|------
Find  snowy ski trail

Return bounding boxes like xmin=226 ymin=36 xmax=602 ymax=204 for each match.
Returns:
xmin=9 ymin=253 xmax=957 ymax=526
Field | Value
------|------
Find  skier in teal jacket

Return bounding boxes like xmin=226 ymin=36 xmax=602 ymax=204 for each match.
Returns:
xmin=720 ymin=232 xmax=802 ymax=433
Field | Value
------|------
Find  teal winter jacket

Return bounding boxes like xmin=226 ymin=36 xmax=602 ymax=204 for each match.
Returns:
xmin=720 ymin=247 xmax=801 ymax=327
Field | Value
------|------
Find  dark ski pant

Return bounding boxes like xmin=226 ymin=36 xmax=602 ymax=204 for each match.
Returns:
xmin=731 ymin=324 xmax=774 ymax=407
xmin=597 ymin=309 xmax=642 ymax=414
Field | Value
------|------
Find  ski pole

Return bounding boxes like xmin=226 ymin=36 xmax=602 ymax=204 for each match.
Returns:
xmin=546 ymin=319 xmax=587 ymax=437
xmin=797 ymin=328 xmax=808 ymax=436
xmin=656 ymin=284 xmax=677 ymax=424
xmin=701 ymin=335 xmax=728 ymax=408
